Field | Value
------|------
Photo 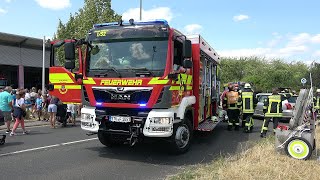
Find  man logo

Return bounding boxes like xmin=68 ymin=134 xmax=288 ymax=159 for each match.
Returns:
xmin=117 ymin=87 xmax=124 ymax=92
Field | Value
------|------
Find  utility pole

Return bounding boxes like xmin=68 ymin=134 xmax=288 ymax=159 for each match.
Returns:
xmin=140 ymin=0 xmax=142 ymax=20
xmin=42 ymin=36 xmax=45 ymax=95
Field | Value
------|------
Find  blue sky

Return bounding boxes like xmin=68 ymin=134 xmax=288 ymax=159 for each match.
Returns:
xmin=1 ymin=0 xmax=320 ymax=63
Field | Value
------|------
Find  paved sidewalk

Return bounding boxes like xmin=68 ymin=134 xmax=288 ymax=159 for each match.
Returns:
xmin=0 ymin=118 xmax=81 ymax=130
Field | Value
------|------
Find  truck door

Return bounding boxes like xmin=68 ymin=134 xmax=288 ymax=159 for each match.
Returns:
xmin=48 ymin=41 xmax=82 ymax=104
xmin=49 ymin=67 xmax=82 ymax=104
xmin=205 ymin=60 xmax=212 ymax=119
xmin=199 ymin=57 xmax=212 ymax=122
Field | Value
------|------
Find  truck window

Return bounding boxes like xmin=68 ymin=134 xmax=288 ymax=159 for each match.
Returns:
xmin=173 ymin=40 xmax=183 ymax=71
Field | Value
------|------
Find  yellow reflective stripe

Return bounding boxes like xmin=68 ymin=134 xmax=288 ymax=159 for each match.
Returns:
xmin=148 ymin=77 xmax=169 ymax=85
xmin=49 ymin=73 xmax=74 ymax=84
xmin=186 ymin=75 xmax=192 ymax=85
xmin=83 ymin=77 xmax=95 ymax=84
xmin=54 ymin=85 xmax=81 ymax=89
xmin=62 ymin=102 xmax=81 ymax=105
xmin=169 ymin=85 xmax=192 ymax=91
xmin=169 ymin=86 xmax=181 ymax=91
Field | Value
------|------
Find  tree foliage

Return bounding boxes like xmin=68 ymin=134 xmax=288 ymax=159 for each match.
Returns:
xmin=54 ymin=0 xmax=121 ymax=65
xmin=220 ymin=57 xmax=310 ymax=92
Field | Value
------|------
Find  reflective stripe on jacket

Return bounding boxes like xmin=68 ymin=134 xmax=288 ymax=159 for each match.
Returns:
xmin=264 ymin=94 xmax=282 ymax=117
xmin=242 ymin=91 xmax=254 ymax=113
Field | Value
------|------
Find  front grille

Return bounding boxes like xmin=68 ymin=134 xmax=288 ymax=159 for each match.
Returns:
xmin=93 ymin=88 xmax=152 ymax=104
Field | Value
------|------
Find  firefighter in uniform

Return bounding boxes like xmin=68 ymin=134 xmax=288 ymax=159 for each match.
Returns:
xmin=260 ymin=88 xmax=290 ymax=138
xmin=241 ymin=83 xmax=257 ymax=133
xmin=223 ymin=84 xmax=241 ymax=131
xmin=313 ymin=89 xmax=320 ymax=121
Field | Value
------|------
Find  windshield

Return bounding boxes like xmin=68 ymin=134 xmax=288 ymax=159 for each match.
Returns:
xmin=87 ymin=38 xmax=168 ymax=77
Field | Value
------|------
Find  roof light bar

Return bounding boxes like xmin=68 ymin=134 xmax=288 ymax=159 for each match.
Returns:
xmin=93 ymin=19 xmax=168 ymax=28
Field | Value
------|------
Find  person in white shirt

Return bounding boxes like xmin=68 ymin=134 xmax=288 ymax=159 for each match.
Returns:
xmin=11 ymin=90 xmax=29 ymax=136
xmin=67 ymin=104 xmax=76 ymax=126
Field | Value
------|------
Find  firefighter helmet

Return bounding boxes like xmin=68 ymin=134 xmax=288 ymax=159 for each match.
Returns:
xmin=244 ymin=83 xmax=251 ymax=89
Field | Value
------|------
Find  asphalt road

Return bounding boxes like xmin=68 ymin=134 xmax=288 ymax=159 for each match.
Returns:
xmin=0 ymin=120 xmax=265 ymax=180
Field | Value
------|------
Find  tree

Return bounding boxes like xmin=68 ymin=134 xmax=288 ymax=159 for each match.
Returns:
xmin=220 ymin=57 xmax=309 ymax=92
xmin=54 ymin=0 xmax=121 ymax=65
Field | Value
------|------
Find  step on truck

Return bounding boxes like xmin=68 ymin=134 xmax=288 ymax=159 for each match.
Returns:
xmin=48 ymin=19 xmax=221 ymax=154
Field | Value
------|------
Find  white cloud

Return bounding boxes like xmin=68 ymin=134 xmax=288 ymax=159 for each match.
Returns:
xmin=279 ymin=45 xmax=308 ymax=54
xmin=5 ymin=0 xmax=12 ymax=2
xmin=122 ymin=7 xmax=173 ymax=22
xmin=219 ymin=48 xmax=272 ymax=58
xmin=311 ymin=34 xmax=320 ymax=43
xmin=313 ymin=50 xmax=320 ymax=57
xmin=219 ymin=32 xmax=320 ymax=60
xmin=34 ymin=0 xmax=71 ymax=10
xmin=286 ymin=33 xmax=320 ymax=47
xmin=233 ymin=14 xmax=249 ymax=22
xmin=0 ymin=8 xmax=7 ymax=15
xmin=184 ymin=24 xmax=203 ymax=35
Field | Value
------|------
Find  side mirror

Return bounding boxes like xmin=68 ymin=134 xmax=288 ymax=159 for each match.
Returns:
xmin=183 ymin=59 xmax=192 ymax=69
xmin=183 ymin=40 xmax=192 ymax=58
xmin=64 ymin=42 xmax=76 ymax=69
xmin=75 ymin=73 xmax=83 ymax=80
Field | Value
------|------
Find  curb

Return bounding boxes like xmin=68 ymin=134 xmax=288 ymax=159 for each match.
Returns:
xmin=0 ymin=119 xmax=81 ymax=130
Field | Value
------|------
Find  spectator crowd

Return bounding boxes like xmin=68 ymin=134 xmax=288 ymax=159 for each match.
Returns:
xmin=0 ymin=86 xmax=80 ymax=136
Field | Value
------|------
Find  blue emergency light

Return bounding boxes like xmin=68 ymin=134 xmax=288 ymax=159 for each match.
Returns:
xmin=93 ymin=19 xmax=168 ymax=28
xmin=139 ymin=103 xmax=147 ymax=107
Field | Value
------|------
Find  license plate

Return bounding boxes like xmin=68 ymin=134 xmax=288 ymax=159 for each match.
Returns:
xmin=110 ymin=116 xmax=131 ymax=123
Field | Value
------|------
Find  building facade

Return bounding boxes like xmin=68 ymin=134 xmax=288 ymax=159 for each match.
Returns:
xmin=0 ymin=32 xmax=51 ymax=89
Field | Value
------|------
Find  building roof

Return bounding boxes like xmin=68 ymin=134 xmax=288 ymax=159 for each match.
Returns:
xmin=0 ymin=32 xmax=51 ymax=50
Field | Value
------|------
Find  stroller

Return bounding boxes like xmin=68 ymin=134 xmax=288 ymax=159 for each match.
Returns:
xmin=56 ymin=104 xmax=68 ymax=127
xmin=0 ymin=110 xmax=6 ymax=145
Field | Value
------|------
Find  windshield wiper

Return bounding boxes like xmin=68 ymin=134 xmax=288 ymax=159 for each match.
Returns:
xmin=92 ymin=67 xmax=122 ymax=78
xmin=106 ymin=67 xmax=122 ymax=78
xmin=130 ymin=67 xmax=155 ymax=77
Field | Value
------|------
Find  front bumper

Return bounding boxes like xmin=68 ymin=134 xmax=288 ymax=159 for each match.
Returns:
xmin=95 ymin=108 xmax=175 ymax=138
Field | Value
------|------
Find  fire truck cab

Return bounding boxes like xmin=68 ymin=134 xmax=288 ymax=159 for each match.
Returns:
xmin=48 ymin=19 xmax=221 ymax=154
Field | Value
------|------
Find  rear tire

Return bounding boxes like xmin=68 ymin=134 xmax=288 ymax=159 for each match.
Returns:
xmin=170 ymin=116 xmax=193 ymax=154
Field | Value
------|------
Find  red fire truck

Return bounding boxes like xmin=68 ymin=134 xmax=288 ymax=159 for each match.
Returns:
xmin=48 ymin=19 xmax=221 ymax=153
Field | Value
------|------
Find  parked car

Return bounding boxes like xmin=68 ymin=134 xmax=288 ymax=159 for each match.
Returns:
xmin=253 ymin=93 xmax=297 ymax=122
xmin=253 ymin=93 xmax=271 ymax=119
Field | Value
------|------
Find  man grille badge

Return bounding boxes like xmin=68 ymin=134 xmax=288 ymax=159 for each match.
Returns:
xmin=117 ymin=87 xmax=124 ymax=91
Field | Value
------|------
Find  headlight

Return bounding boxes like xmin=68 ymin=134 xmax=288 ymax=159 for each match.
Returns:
xmin=152 ymin=117 xmax=173 ymax=124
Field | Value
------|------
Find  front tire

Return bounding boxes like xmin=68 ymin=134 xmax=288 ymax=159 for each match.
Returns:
xmin=170 ymin=117 xmax=193 ymax=154
xmin=98 ymin=131 xmax=118 ymax=147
